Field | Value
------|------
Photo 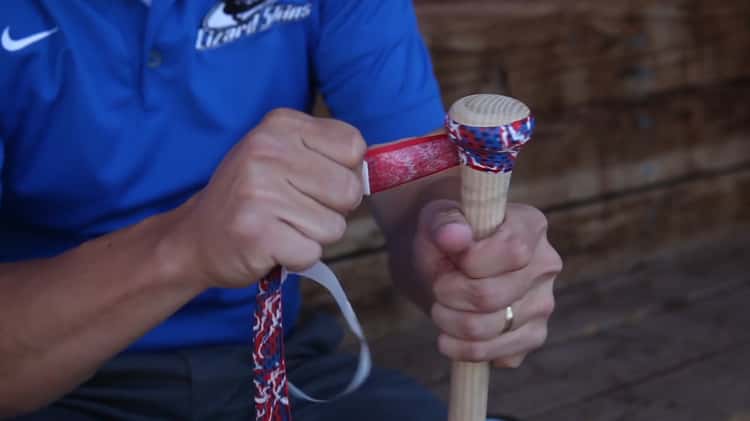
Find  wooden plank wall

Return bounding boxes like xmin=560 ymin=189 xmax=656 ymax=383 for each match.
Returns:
xmin=303 ymin=0 xmax=750 ymax=339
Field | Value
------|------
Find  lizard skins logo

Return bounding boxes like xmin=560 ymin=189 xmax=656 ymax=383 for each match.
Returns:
xmin=197 ymin=0 xmax=311 ymax=50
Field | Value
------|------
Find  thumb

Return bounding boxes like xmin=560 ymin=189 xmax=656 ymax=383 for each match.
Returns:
xmin=421 ymin=200 xmax=474 ymax=257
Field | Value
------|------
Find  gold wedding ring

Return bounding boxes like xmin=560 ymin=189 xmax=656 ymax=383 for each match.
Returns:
xmin=501 ymin=306 xmax=514 ymax=334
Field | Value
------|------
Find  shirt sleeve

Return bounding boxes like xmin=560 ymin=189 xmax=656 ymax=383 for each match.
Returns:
xmin=313 ymin=0 xmax=445 ymax=145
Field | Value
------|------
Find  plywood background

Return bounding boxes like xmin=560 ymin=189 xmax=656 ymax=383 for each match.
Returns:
xmin=304 ymin=0 xmax=750 ymax=340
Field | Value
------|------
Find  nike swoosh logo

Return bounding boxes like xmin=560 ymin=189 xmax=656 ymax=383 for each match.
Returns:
xmin=1 ymin=26 xmax=58 ymax=52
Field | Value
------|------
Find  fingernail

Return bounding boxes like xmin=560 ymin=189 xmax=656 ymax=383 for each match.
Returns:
xmin=437 ymin=209 xmax=466 ymax=228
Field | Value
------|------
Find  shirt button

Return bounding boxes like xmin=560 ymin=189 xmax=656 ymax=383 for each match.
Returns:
xmin=147 ymin=49 xmax=163 ymax=68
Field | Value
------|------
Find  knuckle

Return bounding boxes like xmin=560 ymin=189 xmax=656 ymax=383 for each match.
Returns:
xmin=514 ymin=203 xmax=547 ymax=230
xmin=318 ymin=118 xmax=365 ymax=167
xmin=347 ymin=174 xmax=364 ymax=210
xmin=238 ymin=169 xmax=260 ymax=193
xmin=237 ymin=175 xmax=271 ymax=204
xmin=529 ymin=207 xmax=549 ymax=233
xmin=506 ymin=235 xmax=533 ymax=269
xmin=539 ymin=295 xmax=556 ymax=318
xmin=506 ymin=355 xmax=525 ymax=368
xmin=343 ymin=126 xmax=366 ymax=166
xmin=231 ymin=213 xmax=264 ymax=244
xmin=292 ymin=242 xmax=322 ymax=270
xmin=323 ymin=213 xmax=347 ymax=244
xmin=245 ymin=255 xmax=273 ymax=280
xmin=343 ymin=173 xmax=364 ymax=209
xmin=467 ymin=282 xmax=501 ymax=312
xmin=548 ymin=248 xmax=564 ymax=274
xmin=531 ymin=325 xmax=549 ymax=348
xmin=495 ymin=355 xmax=525 ymax=369
xmin=353 ymin=136 xmax=367 ymax=162
xmin=461 ymin=316 xmax=486 ymax=340
xmin=432 ymin=277 xmax=452 ymax=304
xmin=265 ymin=107 xmax=299 ymax=123
xmin=306 ymin=242 xmax=324 ymax=265
xmin=437 ymin=335 xmax=453 ymax=358
xmin=536 ymin=246 xmax=563 ymax=279
xmin=246 ymin=134 xmax=283 ymax=162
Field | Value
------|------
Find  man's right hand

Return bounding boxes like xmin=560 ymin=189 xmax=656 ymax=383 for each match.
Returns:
xmin=0 ymin=109 xmax=366 ymax=416
xmin=167 ymin=109 xmax=367 ymax=289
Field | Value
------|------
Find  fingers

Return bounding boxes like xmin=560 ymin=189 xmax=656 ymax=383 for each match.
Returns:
xmin=432 ymin=208 xmax=560 ymax=314
xmin=300 ymin=117 xmax=367 ymax=170
xmin=188 ymin=109 xmax=368 ymax=288
xmin=433 ymin=269 xmax=533 ymax=313
xmin=431 ymin=278 xmax=555 ymax=341
xmin=420 ymin=200 xmax=473 ymax=256
xmin=438 ymin=319 xmax=548 ymax=363
xmin=418 ymin=200 xmax=561 ymax=366
xmin=434 ymin=273 xmax=557 ymax=364
xmin=515 ymin=276 xmax=557 ymax=323
xmin=271 ymin=181 xmax=349 ymax=246
xmin=257 ymin=109 xmax=366 ymax=214
xmin=262 ymin=108 xmax=367 ymax=170
xmin=494 ymin=354 xmax=526 ymax=369
xmin=413 ymin=200 xmax=465 ymax=284
xmin=285 ymin=146 xmax=364 ymax=213
xmin=265 ymin=219 xmax=323 ymax=272
xmin=457 ymin=204 xmax=548 ymax=279
xmin=433 ymin=272 xmax=556 ymax=364
xmin=431 ymin=301 xmax=528 ymax=342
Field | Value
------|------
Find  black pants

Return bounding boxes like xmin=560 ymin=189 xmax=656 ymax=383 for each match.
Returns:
xmin=13 ymin=314 xmax=447 ymax=421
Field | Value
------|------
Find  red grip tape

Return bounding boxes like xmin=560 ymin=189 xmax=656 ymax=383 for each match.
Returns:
xmin=364 ymin=134 xmax=459 ymax=194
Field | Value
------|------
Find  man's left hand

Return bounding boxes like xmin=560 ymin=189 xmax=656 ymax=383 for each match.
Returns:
xmin=414 ymin=200 xmax=562 ymax=367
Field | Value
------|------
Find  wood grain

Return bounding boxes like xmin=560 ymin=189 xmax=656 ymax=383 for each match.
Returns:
xmin=366 ymin=231 xmax=750 ymax=419
xmin=309 ymin=168 xmax=750 ymax=346
xmin=303 ymin=6 xmax=750 ymax=415
xmin=321 ymin=79 xmax=750 ymax=269
xmin=415 ymin=0 xmax=750 ymax=110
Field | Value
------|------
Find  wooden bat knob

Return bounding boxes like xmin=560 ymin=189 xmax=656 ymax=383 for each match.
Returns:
xmin=447 ymin=95 xmax=534 ymax=175
xmin=449 ymin=94 xmax=530 ymax=128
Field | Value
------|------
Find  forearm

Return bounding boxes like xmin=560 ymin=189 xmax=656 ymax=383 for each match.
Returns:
xmin=0 ymin=208 xmax=204 ymax=416
xmin=371 ymin=169 xmax=461 ymax=312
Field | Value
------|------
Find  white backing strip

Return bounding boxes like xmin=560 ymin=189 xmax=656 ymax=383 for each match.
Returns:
xmin=362 ymin=161 xmax=371 ymax=196
xmin=282 ymin=262 xmax=371 ymax=402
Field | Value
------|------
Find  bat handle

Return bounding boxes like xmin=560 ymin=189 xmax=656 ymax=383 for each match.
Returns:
xmin=449 ymin=167 xmax=512 ymax=421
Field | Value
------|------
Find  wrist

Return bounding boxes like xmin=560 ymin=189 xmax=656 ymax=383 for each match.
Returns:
xmin=149 ymin=199 xmax=209 ymax=294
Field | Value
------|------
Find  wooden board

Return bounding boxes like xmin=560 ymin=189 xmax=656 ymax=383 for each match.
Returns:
xmin=511 ymin=80 xmax=750 ymax=209
xmin=361 ymin=234 xmax=750 ymax=419
xmin=306 ymin=3 xmax=750 ymax=386
xmin=307 ymin=168 xmax=750 ymax=336
xmin=503 ymin=289 xmax=750 ymax=419
xmin=323 ymin=79 xmax=750 ymax=265
xmin=315 ymin=1 xmax=750 ymax=275
xmin=551 ymin=167 xmax=750 ymax=284
xmin=530 ymin=342 xmax=750 ymax=421
xmin=415 ymin=0 xmax=750 ymax=110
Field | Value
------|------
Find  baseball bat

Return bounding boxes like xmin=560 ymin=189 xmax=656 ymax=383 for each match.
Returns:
xmin=446 ymin=94 xmax=535 ymax=421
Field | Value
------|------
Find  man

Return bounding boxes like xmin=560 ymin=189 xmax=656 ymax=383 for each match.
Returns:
xmin=0 ymin=1 xmax=562 ymax=420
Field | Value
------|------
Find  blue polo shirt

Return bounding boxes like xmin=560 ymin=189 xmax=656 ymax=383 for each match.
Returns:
xmin=0 ymin=0 xmax=444 ymax=351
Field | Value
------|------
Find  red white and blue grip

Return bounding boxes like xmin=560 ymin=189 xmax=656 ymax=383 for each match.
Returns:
xmin=253 ymin=268 xmax=292 ymax=421
xmin=446 ymin=115 xmax=535 ymax=173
